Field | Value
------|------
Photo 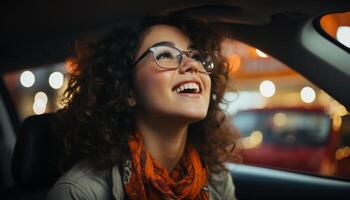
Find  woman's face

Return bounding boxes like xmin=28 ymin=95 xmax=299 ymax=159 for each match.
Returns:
xmin=132 ymin=24 xmax=211 ymax=123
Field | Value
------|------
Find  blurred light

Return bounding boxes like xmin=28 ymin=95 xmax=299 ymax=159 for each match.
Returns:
xmin=318 ymin=90 xmax=332 ymax=105
xmin=256 ymin=49 xmax=268 ymax=58
xmin=336 ymin=26 xmax=350 ymax=48
xmin=332 ymin=115 xmax=342 ymax=131
xmin=336 ymin=105 xmax=349 ymax=116
xmin=335 ymin=149 xmax=343 ymax=160
xmin=57 ymin=101 xmax=64 ymax=109
xmin=320 ymin=158 xmax=335 ymax=175
xmin=273 ymin=112 xmax=287 ymax=127
xmin=20 ymin=71 xmax=35 ymax=88
xmin=34 ymin=91 xmax=48 ymax=104
xmin=49 ymin=72 xmax=64 ymax=89
xmin=300 ymin=87 xmax=316 ymax=103
xmin=222 ymin=92 xmax=265 ymax=115
xmin=256 ymin=98 xmax=268 ymax=109
xmin=328 ymin=100 xmax=348 ymax=116
xmin=65 ymin=60 xmax=76 ymax=74
xmin=259 ymin=80 xmax=276 ymax=97
xmin=250 ymin=131 xmax=263 ymax=145
xmin=238 ymin=130 xmax=263 ymax=149
xmin=228 ymin=55 xmax=241 ymax=73
xmin=33 ymin=99 xmax=46 ymax=115
xmin=335 ymin=146 xmax=350 ymax=160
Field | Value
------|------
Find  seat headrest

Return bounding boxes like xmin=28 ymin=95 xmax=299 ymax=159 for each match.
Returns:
xmin=12 ymin=114 xmax=61 ymax=188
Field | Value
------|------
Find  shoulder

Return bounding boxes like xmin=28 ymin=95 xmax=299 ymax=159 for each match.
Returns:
xmin=47 ymin=160 xmax=113 ymax=200
xmin=208 ymin=170 xmax=237 ymax=200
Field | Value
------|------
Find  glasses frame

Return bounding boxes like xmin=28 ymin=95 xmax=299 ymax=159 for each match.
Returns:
xmin=132 ymin=45 xmax=214 ymax=74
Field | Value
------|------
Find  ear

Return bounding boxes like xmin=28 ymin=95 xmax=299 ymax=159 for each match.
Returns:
xmin=127 ymin=91 xmax=137 ymax=107
xmin=127 ymin=97 xmax=136 ymax=107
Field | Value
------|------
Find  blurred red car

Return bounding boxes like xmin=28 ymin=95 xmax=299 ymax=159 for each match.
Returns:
xmin=232 ymin=107 xmax=338 ymax=175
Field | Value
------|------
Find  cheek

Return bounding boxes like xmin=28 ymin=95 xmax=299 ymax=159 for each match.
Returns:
xmin=205 ymin=76 xmax=212 ymax=99
xmin=134 ymin=69 xmax=172 ymax=104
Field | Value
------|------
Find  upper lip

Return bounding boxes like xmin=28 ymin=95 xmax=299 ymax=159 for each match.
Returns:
xmin=172 ymin=78 xmax=203 ymax=93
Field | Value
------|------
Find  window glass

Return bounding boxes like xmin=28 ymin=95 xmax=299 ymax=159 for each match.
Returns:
xmin=233 ymin=110 xmax=330 ymax=146
xmin=320 ymin=11 xmax=350 ymax=48
xmin=221 ymin=38 xmax=350 ymax=180
xmin=3 ymin=63 xmax=67 ymax=121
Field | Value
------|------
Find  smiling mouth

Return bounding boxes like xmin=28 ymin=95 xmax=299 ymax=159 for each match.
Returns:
xmin=172 ymin=82 xmax=201 ymax=94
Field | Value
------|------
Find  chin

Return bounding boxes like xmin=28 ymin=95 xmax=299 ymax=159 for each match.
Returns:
xmin=179 ymin=110 xmax=208 ymax=123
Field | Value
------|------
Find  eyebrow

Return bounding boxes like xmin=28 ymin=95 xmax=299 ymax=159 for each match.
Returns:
xmin=151 ymin=41 xmax=175 ymax=48
xmin=151 ymin=41 xmax=195 ymax=50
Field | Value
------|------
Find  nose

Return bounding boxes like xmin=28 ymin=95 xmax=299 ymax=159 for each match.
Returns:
xmin=178 ymin=56 xmax=199 ymax=74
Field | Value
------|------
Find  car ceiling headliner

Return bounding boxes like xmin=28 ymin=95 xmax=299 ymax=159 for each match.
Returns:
xmin=1 ymin=0 xmax=349 ymax=51
xmin=0 ymin=0 xmax=349 ymax=71
xmin=1 ymin=0 xmax=350 ymax=109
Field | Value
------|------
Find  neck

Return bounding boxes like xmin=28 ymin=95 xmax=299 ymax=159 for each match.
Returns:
xmin=135 ymin=114 xmax=189 ymax=173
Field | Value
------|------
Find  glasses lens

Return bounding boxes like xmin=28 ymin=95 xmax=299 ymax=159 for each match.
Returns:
xmin=153 ymin=46 xmax=181 ymax=68
xmin=190 ymin=50 xmax=214 ymax=73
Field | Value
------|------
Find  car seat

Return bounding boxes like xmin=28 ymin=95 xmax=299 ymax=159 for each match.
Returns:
xmin=10 ymin=114 xmax=61 ymax=200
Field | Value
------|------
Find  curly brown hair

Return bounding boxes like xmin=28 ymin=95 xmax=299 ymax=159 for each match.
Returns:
xmin=56 ymin=15 xmax=237 ymax=173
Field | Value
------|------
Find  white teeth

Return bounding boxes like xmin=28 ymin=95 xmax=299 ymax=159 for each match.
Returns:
xmin=173 ymin=82 xmax=200 ymax=93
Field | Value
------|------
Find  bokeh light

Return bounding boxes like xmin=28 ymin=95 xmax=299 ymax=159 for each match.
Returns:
xmin=273 ymin=112 xmax=287 ymax=127
xmin=259 ymin=80 xmax=276 ymax=97
xmin=300 ymin=87 xmax=316 ymax=103
xmin=20 ymin=71 xmax=35 ymax=88
xmin=34 ymin=91 xmax=48 ymax=104
xmin=49 ymin=72 xmax=64 ymax=89
xmin=336 ymin=146 xmax=350 ymax=160
xmin=336 ymin=26 xmax=350 ymax=48
xmin=332 ymin=115 xmax=342 ymax=131
xmin=33 ymin=99 xmax=46 ymax=115
xmin=238 ymin=130 xmax=263 ymax=149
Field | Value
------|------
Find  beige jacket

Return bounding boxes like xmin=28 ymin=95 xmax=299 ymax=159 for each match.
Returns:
xmin=47 ymin=160 xmax=236 ymax=200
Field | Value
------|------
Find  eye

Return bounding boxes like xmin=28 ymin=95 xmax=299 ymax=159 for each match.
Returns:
xmin=190 ymin=50 xmax=204 ymax=62
xmin=155 ymin=51 xmax=174 ymax=60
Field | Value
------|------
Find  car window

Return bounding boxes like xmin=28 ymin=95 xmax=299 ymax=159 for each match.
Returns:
xmin=2 ymin=38 xmax=349 ymax=181
xmin=220 ymin=38 xmax=350 ymax=180
xmin=319 ymin=11 xmax=350 ymax=48
xmin=2 ymin=63 xmax=67 ymax=121
xmin=233 ymin=110 xmax=330 ymax=146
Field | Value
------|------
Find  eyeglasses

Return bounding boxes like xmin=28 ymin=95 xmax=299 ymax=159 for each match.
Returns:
xmin=132 ymin=45 xmax=214 ymax=74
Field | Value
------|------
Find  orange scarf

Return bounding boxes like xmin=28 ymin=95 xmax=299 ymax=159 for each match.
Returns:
xmin=122 ymin=132 xmax=209 ymax=200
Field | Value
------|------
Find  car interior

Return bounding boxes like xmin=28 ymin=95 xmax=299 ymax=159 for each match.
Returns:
xmin=1 ymin=0 xmax=350 ymax=199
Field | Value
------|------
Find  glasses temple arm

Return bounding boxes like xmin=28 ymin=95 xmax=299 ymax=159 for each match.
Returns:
xmin=132 ymin=49 xmax=151 ymax=67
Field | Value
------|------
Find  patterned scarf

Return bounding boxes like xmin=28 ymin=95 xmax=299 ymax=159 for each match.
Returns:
xmin=122 ymin=132 xmax=209 ymax=200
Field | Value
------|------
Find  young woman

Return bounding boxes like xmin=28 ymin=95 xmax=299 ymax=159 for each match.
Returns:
xmin=47 ymin=16 xmax=237 ymax=200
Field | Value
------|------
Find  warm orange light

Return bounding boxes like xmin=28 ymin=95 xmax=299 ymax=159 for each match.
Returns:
xmin=227 ymin=55 xmax=241 ymax=73
xmin=332 ymin=115 xmax=342 ymax=131
xmin=65 ymin=60 xmax=78 ymax=75
xmin=320 ymin=158 xmax=336 ymax=175
xmin=335 ymin=149 xmax=344 ymax=160
xmin=335 ymin=147 xmax=350 ymax=160
xmin=320 ymin=12 xmax=350 ymax=38
xmin=237 ymin=130 xmax=263 ymax=149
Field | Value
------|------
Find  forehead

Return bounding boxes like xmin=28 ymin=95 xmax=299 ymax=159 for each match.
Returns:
xmin=138 ymin=24 xmax=191 ymax=53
